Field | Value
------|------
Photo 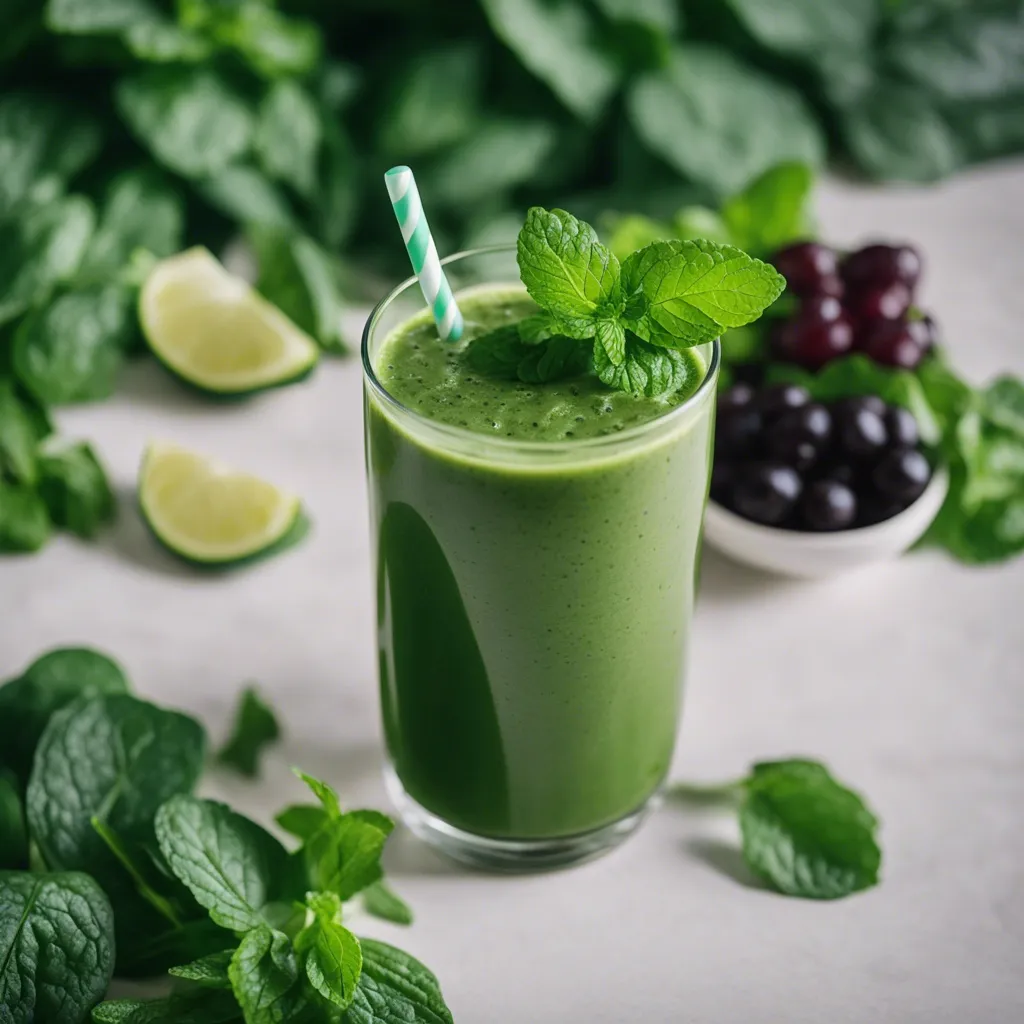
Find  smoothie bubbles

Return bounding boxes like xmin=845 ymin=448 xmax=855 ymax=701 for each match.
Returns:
xmin=363 ymin=178 xmax=783 ymax=869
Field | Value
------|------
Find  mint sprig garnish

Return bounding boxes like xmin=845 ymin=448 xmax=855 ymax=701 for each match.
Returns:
xmin=672 ymin=758 xmax=881 ymax=900
xmin=498 ymin=206 xmax=786 ymax=397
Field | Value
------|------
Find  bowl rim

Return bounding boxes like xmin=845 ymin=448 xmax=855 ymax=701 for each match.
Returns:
xmin=705 ymin=464 xmax=950 ymax=546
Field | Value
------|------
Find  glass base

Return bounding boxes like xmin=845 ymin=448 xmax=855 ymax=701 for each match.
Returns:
xmin=384 ymin=767 xmax=656 ymax=872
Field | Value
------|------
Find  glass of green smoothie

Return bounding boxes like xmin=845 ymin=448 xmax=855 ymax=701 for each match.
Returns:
xmin=362 ymin=209 xmax=782 ymax=870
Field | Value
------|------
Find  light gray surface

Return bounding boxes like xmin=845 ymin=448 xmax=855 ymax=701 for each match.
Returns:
xmin=2 ymin=165 xmax=1023 ymax=1023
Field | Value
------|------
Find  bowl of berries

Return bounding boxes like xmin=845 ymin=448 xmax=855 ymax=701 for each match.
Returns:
xmin=704 ymin=240 xmax=949 ymax=578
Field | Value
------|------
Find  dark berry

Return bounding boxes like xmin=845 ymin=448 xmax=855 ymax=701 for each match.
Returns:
xmin=850 ymin=282 xmax=912 ymax=321
xmin=907 ymin=314 xmax=938 ymax=353
xmin=801 ymin=480 xmax=857 ymax=531
xmin=718 ymin=383 xmax=755 ymax=415
xmin=710 ymin=462 xmax=736 ymax=504
xmin=818 ymin=462 xmax=859 ymax=489
xmin=715 ymin=407 xmax=763 ymax=460
xmin=773 ymin=313 xmax=855 ymax=370
xmin=801 ymin=295 xmax=844 ymax=323
xmin=873 ymin=448 xmax=931 ymax=502
xmin=771 ymin=242 xmax=839 ymax=297
xmin=838 ymin=405 xmax=888 ymax=459
xmin=859 ymin=320 xmax=926 ymax=370
xmin=842 ymin=244 xmax=922 ymax=291
xmin=732 ymin=463 xmax=803 ymax=526
xmin=767 ymin=403 xmax=833 ymax=467
xmin=816 ymin=274 xmax=845 ymax=299
xmin=833 ymin=394 xmax=887 ymax=421
xmin=886 ymin=405 xmax=919 ymax=449
xmin=859 ymin=494 xmax=908 ymax=527
xmin=755 ymin=382 xmax=811 ymax=420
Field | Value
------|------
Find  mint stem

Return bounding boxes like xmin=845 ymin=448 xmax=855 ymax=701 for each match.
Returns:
xmin=665 ymin=778 xmax=746 ymax=804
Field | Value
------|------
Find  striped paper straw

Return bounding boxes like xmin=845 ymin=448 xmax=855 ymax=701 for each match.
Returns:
xmin=385 ymin=165 xmax=464 ymax=343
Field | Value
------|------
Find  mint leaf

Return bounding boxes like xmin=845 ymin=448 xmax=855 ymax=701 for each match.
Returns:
xmin=38 ymin=441 xmax=116 ymax=539
xmin=217 ymin=685 xmax=281 ymax=779
xmin=229 ymin=926 xmax=305 ymax=1024
xmin=346 ymin=939 xmax=454 ymax=1024
xmin=0 ymin=772 xmax=27 ymax=869
xmin=467 ymin=325 xmax=587 ymax=385
xmin=673 ymin=206 xmax=732 ymax=244
xmin=721 ymin=161 xmax=814 ymax=256
xmin=739 ymin=759 xmax=881 ymax=899
xmin=0 ymin=646 xmax=128 ymax=785
xmin=168 ymin=949 xmax=234 ymax=988
xmin=362 ymin=881 xmax=414 ymax=927
xmin=307 ymin=812 xmax=390 ymax=902
xmin=517 ymin=206 xmax=621 ymax=335
xmin=622 ymin=238 xmax=785 ymax=347
xmin=299 ymin=892 xmax=362 ymax=1011
xmin=594 ymin=334 xmax=693 ymax=398
xmin=595 ymin=319 xmax=626 ymax=366
xmin=516 ymin=336 xmax=588 ymax=384
xmin=0 ymin=870 xmax=115 ymax=1023
xmin=294 ymin=768 xmax=342 ymax=818
xmin=275 ymin=804 xmax=329 ymax=842
xmin=155 ymin=795 xmax=289 ymax=932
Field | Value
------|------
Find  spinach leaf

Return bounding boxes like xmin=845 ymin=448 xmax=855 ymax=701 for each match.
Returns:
xmin=982 ymin=375 xmax=1024 ymax=438
xmin=0 ymin=646 xmax=128 ymax=785
xmin=14 ymin=285 xmax=134 ymax=405
xmin=426 ymin=119 xmax=558 ymax=207
xmin=0 ymin=94 xmax=101 ymax=218
xmin=167 ymin=949 xmax=234 ymax=988
xmin=254 ymin=80 xmax=322 ymax=200
xmin=45 ymin=0 xmax=160 ymax=35
xmin=0 ymin=379 xmax=44 ymax=485
xmin=116 ymin=68 xmax=255 ymax=180
xmin=251 ymin=227 xmax=347 ymax=353
xmin=0 ymin=484 xmax=50 ymax=554
xmin=80 ymin=169 xmax=185 ymax=278
xmin=841 ymin=83 xmax=962 ymax=182
xmin=0 ymin=196 xmax=95 ymax=326
xmin=739 ymin=759 xmax=881 ymax=899
xmin=378 ymin=43 xmax=480 ymax=157
xmin=155 ymin=795 xmax=289 ymax=931
xmin=316 ymin=123 xmax=358 ymax=249
xmin=123 ymin=18 xmax=213 ymax=63
xmin=722 ymin=0 xmax=877 ymax=55
xmin=480 ymin=0 xmax=619 ymax=121
xmin=26 ymin=694 xmax=205 ymax=897
xmin=37 ymin=441 xmax=117 ymax=539
xmin=721 ymin=162 xmax=814 ymax=256
xmin=0 ymin=870 xmax=115 ymax=1024
xmin=216 ymin=685 xmax=281 ymax=779
xmin=197 ymin=165 xmax=296 ymax=231
xmin=628 ymin=45 xmax=825 ymax=196
xmin=0 ymin=771 xmax=27 ymax=869
xmin=345 ymin=939 xmax=454 ymax=1024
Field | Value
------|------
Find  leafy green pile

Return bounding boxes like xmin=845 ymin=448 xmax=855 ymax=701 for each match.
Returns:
xmin=0 ymin=646 xmax=444 ymax=1024
xmin=467 ymin=205 xmax=784 ymax=397
xmin=672 ymin=758 xmax=882 ymax=900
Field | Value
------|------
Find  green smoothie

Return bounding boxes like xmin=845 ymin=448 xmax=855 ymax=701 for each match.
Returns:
xmin=365 ymin=286 xmax=715 ymax=840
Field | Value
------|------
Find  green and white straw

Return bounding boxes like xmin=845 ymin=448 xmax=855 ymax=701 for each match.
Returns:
xmin=385 ymin=165 xmax=463 ymax=343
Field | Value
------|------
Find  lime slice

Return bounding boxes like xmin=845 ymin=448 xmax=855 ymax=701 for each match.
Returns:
xmin=139 ymin=247 xmax=319 ymax=395
xmin=139 ymin=442 xmax=304 ymax=565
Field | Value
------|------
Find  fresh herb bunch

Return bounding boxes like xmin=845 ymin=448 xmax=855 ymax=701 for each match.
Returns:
xmin=467 ymin=206 xmax=785 ymax=398
xmin=0 ymin=646 xmax=440 ymax=1024
xmin=672 ymin=758 xmax=882 ymax=900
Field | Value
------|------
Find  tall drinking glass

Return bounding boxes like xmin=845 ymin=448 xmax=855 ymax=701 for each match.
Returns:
xmin=362 ymin=246 xmax=719 ymax=870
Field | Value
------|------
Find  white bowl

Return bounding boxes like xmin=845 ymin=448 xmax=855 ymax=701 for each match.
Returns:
xmin=702 ymin=467 xmax=949 ymax=578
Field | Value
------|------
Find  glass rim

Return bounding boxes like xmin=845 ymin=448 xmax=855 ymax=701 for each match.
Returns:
xmin=361 ymin=244 xmax=721 ymax=456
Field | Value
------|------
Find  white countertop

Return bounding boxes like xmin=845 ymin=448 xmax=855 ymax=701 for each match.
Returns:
xmin=3 ymin=164 xmax=1023 ymax=1024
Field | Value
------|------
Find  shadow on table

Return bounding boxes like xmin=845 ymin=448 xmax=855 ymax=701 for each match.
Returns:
xmin=697 ymin=546 xmax=794 ymax=606
xmin=116 ymin=358 xmax=240 ymax=415
xmin=683 ymin=836 xmax=767 ymax=891
xmin=96 ymin=486 xmax=197 ymax=578
xmin=383 ymin=827 xmax=464 ymax=878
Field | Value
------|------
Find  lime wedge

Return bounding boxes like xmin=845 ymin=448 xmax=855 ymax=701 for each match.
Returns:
xmin=139 ymin=442 xmax=304 ymax=565
xmin=139 ymin=247 xmax=319 ymax=395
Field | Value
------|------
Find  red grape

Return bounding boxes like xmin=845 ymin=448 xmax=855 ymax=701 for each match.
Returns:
xmin=771 ymin=242 xmax=839 ymax=297
xmin=850 ymin=281 xmax=912 ymax=321
xmin=859 ymin=319 xmax=926 ymax=369
xmin=842 ymin=244 xmax=922 ymax=291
